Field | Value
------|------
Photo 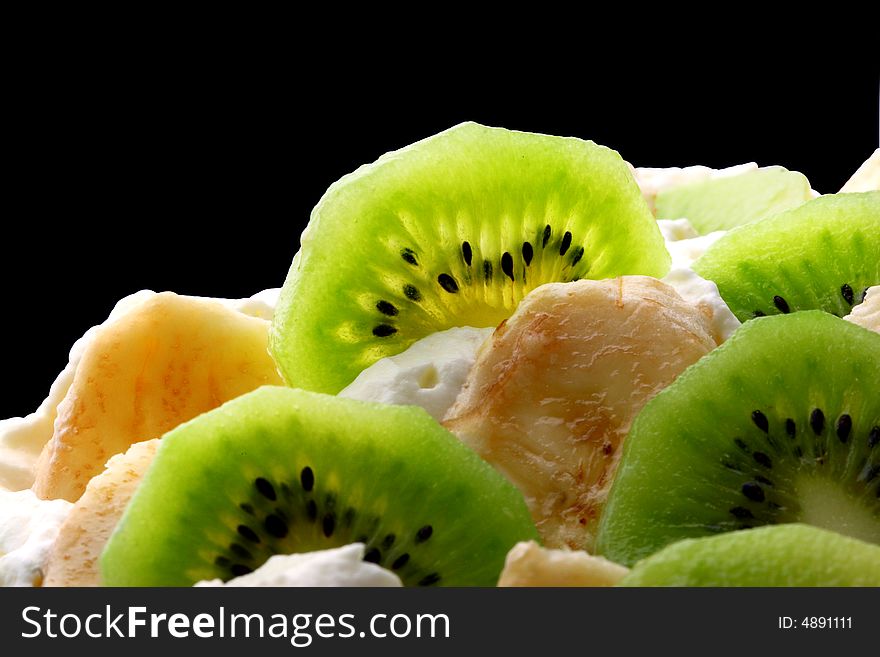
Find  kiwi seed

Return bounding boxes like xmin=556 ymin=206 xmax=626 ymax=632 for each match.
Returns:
xmin=841 ymin=283 xmax=854 ymax=305
xmin=810 ymin=409 xmax=825 ymax=435
xmin=773 ymin=295 xmax=791 ymax=313
xmin=751 ymin=410 xmax=769 ymax=433
xmin=461 ymin=241 xmax=472 ymax=266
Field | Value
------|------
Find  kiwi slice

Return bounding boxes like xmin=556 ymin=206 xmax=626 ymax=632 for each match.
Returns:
xmin=596 ymin=311 xmax=880 ymax=567
xmin=618 ymin=525 xmax=880 ymax=587
xmin=101 ymin=387 xmax=538 ymax=586
xmin=693 ymin=192 xmax=880 ymax=321
xmin=655 ymin=166 xmax=813 ymax=234
xmin=271 ymin=122 xmax=670 ymax=393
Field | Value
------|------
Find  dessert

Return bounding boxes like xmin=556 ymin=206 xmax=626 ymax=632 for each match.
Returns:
xmin=1 ymin=123 xmax=877 ymax=588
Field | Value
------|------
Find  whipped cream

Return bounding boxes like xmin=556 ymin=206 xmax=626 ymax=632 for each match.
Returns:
xmin=0 ymin=489 xmax=72 ymax=586
xmin=0 ymin=289 xmax=280 ymax=493
xmin=340 ymin=326 xmax=494 ymax=420
xmin=844 ymin=286 xmax=879 ymax=334
xmin=658 ymin=218 xmax=740 ymax=343
xmin=195 ymin=543 xmax=402 ymax=587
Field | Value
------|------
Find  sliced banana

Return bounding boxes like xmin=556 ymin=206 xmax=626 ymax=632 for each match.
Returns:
xmin=43 ymin=439 xmax=158 ymax=587
xmin=33 ymin=292 xmax=284 ymax=502
xmin=498 ymin=541 xmax=629 ymax=587
xmin=444 ymin=277 xmax=717 ymax=550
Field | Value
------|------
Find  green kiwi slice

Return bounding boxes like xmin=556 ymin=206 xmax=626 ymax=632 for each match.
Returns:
xmin=693 ymin=192 xmax=880 ymax=321
xmin=618 ymin=524 xmax=880 ymax=587
xmin=596 ymin=311 xmax=880 ymax=567
xmin=271 ymin=122 xmax=670 ymax=393
xmin=654 ymin=166 xmax=813 ymax=234
xmin=101 ymin=387 xmax=538 ymax=586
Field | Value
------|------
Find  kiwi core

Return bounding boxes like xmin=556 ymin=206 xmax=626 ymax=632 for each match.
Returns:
xmin=794 ymin=475 xmax=880 ymax=545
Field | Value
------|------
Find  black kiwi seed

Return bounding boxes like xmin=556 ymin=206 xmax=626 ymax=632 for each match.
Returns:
xmin=501 ymin=252 xmax=515 ymax=281
xmin=754 ymin=474 xmax=774 ymax=487
xmin=542 ymin=224 xmax=552 ymax=248
xmin=869 ymin=427 xmax=880 ymax=449
xmin=841 ymin=283 xmax=855 ymax=305
xmin=403 ymin=284 xmax=422 ymax=302
xmin=255 ymin=477 xmax=277 ymax=501
xmin=753 ymin=452 xmax=772 ymax=468
xmin=483 ymin=260 xmax=493 ymax=281
xmin=415 ymin=525 xmax=433 ymax=543
xmin=364 ymin=548 xmax=381 ymax=563
xmin=264 ymin=514 xmax=289 ymax=538
xmin=860 ymin=464 xmax=880 ymax=483
xmin=376 ymin=300 xmax=398 ymax=317
xmin=810 ymin=409 xmax=825 ymax=435
xmin=438 ymin=273 xmax=459 ymax=293
xmin=773 ymin=295 xmax=791 ymax=314
xmin=391 ymin=554 xmax=410 ymax=570
xmin=237 ymin=525 xmax=261 ymax=543
xmin=559 ymin=231 xmax=573 ymax=256
xmin=785 ymin=418 xmax=796 ymax=438
xmin=836 ymin=415 xmax=852 ymax=443
xmin=240 ymin=503 xmax=256 ymax=516
xmin=382 ymin=534 xmax=396 ymax=550
xmin=306 ymin=500 xmax=318 ymax=521
xmin=322 ymin=513 xmax=336 ymax=537
xmin=742 ymin=482 xmax=765 ymax=502
xmin=522 ymin=242 xmax=534 ymax=266
xmin=215 ymin=556 xmax=231 ymax=568
xmin=729 ymin=506 xmax=754 ymax=519
xmin=230 ymin=543 xmax=253 ymax=560
xmin=230 ymin=564 xmax=253 ymax=577
xmin=373 ymin=324 xmax=397 ymax=337
xmin=300 ymin=467 xmax=315 ymax=491
xmin=753 ymin=310 xmax=766 ymax=318
xmin=751 ymin=410 xmax=769 ymax=433
xmin=418 ymin=573 xmax=441 ymax=586
xmin=400 ymin=248 xmax=418 ymax=266
xmin=734 ymin=438 xmax=750 ymax=453
xmin=461 ymin=241 xmax=472 ymax=266
xmin=570 ymin=246 xmax=585 ymax=266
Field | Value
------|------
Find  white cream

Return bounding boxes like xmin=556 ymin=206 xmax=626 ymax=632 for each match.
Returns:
xmin=844 ymin=286 xmax=880 ymax=334
xmin=658 ymin=218 xmax=740 ymax=343
xmin=0 ymin=489 xmax=72 ymax=587
xmin=0 ymin=288 xmax=280 ymax=493
xmin=339 ymin=326 xmax=494 ymax=420
xmin=195 ymin=543 xmax=402 ymax=587
xmin=663 ymin=268 xmax=741 ymax=343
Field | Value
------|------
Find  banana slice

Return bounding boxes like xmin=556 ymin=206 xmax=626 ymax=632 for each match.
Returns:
xmin=33 ymin=292 xmax=284 ymax=502
xmin=443 ymin=277 xmax=717 ymax=550
xmin=840 ymin=149 xmax=880 ymax=193
xmin=43 ymin=439 xmax=158 ymax=587
xmin=844 ymin=286 xmax=879 ymax=334
xmin=498 ymin=541 xmax=628 ymax=587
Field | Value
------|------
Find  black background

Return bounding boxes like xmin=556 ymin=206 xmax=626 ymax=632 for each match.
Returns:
xmin=3 ymin=61 xmax=878 ymax=418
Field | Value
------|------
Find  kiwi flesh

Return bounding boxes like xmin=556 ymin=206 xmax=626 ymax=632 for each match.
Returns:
xmin=618 ymin=524 xmax=880 ymax=587
xmin=693 ymin=192 xmax=880 ymax=321
xmin=596 ymin=311 xmax=880 ymax=567
xmin=654 ymin=166 xmax=813 ymax=234
xmin=100 ymin=387 xmax=538 ymax=586
xmin=271 ymin=122 xmax=670 ymax=394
